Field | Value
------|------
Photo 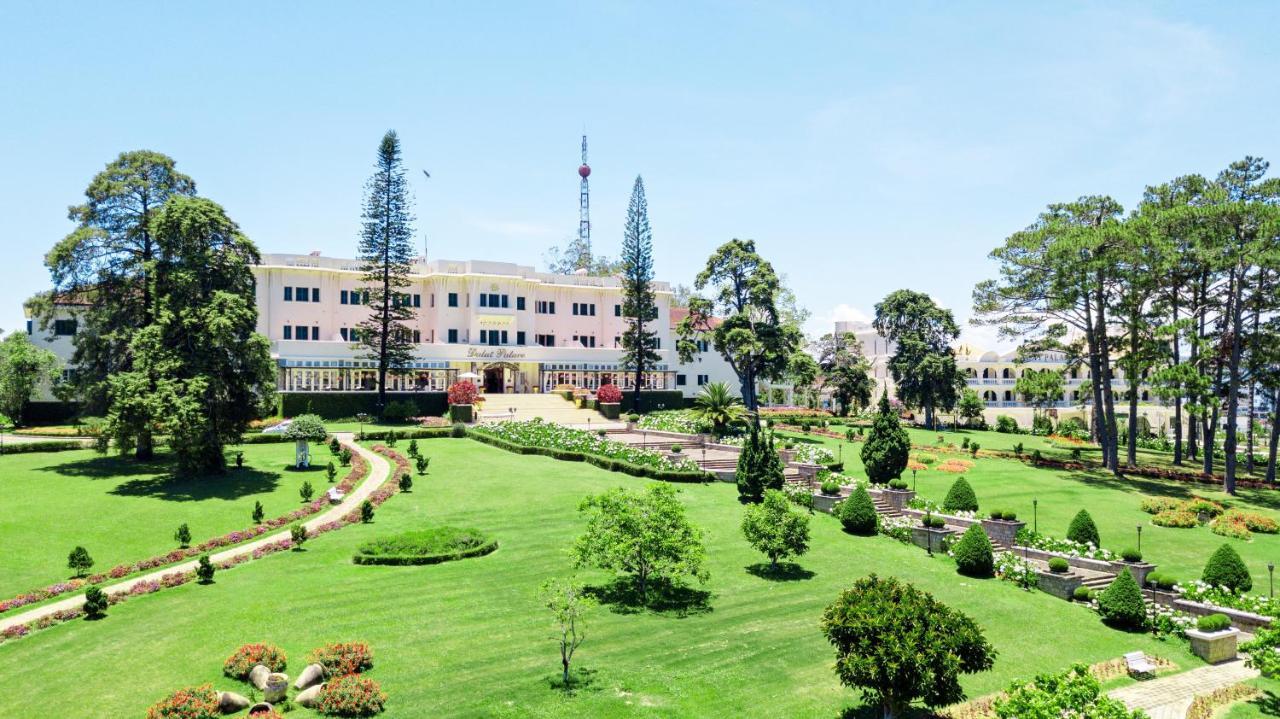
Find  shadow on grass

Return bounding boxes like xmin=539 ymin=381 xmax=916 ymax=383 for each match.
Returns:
xmin=107 ymin=466 xmax=283 ymax=502
xmin=585 ymin=577 xmax=713 ymax=618
xmin=39 ymin=452 xmax=172 ymax=479
xmin=545 ymin=666 xmax=601 ymax=695
xmin=838 ymin=703 xmax=933 ymax=719
xmin=745 ymin=562 xmax=815 ymax=582
xmin=1246 ymin=690 xmax=1280 ymax=717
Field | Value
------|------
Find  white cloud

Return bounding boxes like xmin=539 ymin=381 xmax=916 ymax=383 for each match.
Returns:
xmin=805 ymin=302 xmax=872 ymax=339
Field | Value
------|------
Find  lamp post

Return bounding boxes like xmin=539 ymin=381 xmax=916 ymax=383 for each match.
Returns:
xmin=355 ymin=412 xmax=370 ymax=441
xmin=1136 ymin=525 xmax=1142 ymax=555
xmin=926 ymin=513 xmax=933 ymax=557
xmin=1033 ymin=498 xmax=1038 ymax=535
xmin=912 ymin=468 xmax=918 ymax=492
xmin=1270 ymin=562 xmax=1275 ymax=598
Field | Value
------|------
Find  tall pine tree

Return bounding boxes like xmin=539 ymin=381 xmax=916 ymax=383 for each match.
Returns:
xmin=355 ymin=130 xmax=417 ymax=416
xmin=620 ymin=176 xmax=660 ymax=408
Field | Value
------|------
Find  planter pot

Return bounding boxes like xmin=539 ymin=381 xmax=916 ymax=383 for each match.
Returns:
xmin=599 ymin=402 xmax=621 ymax=420
xmin=812 ymin=492 xmax=845 ymax=514
xmin=1036 ymin=569 xmax=1083 ymax=601
xmin=264 ymin=673 xmax=289 ymax=703
xmin=910 ymin=525 xmax=954 ymax=553
xmin=881 ymin=488 xmax=915 ymax=513
xmin=980 ymin=518 xmax=1026 ymax=549
xmin=450 ymin=404 xmax=474 ymax=423
xmin=1112 ymin=561 xmax=1155 ymax=588
xmin=1186 ymin=628 xmax=1239 ymax=664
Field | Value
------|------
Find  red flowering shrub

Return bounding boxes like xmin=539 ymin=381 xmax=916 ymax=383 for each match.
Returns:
xmin=316 ymin=674 xmax=387 ymax=716
xmin=309 ymin=641 xmax=374 ymax=676
xmin=223 ymin=642 xmax=288 ymax=678
xmin=247 ymin=710 xmax=285 ymax=719
xmin=447 ymin=380 xmax=478 ymax=405
xmin=596 ymin=384 xmax=622 ymax=404
xmin=145 ymin=684 xmax=220 ymax=719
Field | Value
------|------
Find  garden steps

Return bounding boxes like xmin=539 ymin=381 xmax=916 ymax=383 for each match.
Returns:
xmin=872 ymin=495 xmax=902 ymax=518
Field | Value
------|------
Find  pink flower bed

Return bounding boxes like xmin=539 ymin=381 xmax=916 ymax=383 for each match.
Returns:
xmin=0 ymin=444 xmax=408 ymax=648
xmin=0 ymin=446 xmax=370 ymax=618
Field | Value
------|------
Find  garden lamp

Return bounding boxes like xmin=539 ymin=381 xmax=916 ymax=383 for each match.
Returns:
xmin=926 ymin=514 xmax=933 ymax=556
xmin=1136 ymin=525 xmax=1142 ymax=554
xmin=1270 ymin=562 xmax=1275 ymax=598
xmin=912 ymin=469 xmax=917 ymax=492
xmin=1033 ymin=499 xmax=1038 ymax=534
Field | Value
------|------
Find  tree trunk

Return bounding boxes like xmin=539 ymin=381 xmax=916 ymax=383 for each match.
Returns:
xmin=1224 ymin=268 xmax=1245 ymax=495
xmin=1094 ymin=277 xmax=1119 ymax=474
xmin=1127 ymin=317 xmax=1139 ymax=469
xmin=1267 ymin=393 xmax=1278 ymax=485
xmin=136 ymin=428 xmax=154 ymax=461
xmin=1172 ymin=297 xmax=1183 ymax=465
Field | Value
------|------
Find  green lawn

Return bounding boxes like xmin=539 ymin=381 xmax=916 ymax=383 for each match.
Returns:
xmin=1223 ymin=677 xmax=1280 ymax=718
xmin=781 ymin=430 xmax=1280 ymax=590
xmin=0 ymin=442 xmax=329 ymax=598
xmin=0 ymin=439 xmax=1200 ymax=717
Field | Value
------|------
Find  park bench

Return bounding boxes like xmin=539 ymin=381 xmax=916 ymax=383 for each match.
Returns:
xmin=326 ymin=487 xmax=345 ymax=504
xmin=1124 ymin=651 xmax=1157 ymax=678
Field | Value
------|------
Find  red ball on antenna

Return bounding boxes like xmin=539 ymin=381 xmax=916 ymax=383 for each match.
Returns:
xmin=578 ymin=163 xmax=591 ymax=178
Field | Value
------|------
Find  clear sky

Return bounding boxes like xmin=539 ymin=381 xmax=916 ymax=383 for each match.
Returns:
xmin=2 ymin=2 xmax=1277 ymax=349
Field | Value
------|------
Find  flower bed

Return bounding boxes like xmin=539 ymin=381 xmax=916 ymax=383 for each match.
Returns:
xmin=1015 ymin=528 xmax=1116 ymax=561
xmin=0 ymin=445 xmax=371 ymax=618
xmin=635 ymin=410 xmax=710 ymax=434
xmin=1179 ymin=580 xmax=1280 ymax=619
xmin=470 ymin=420 xmax=706 ymax=482
xmin=309 ymin=641 xmax=375 ymax=676
xmin=223 ymin=642 xmax=288 ymax=678
xmin=316 ymin=673 xmax=387 ymax=716
xmin=145 ymin=684 xmax=221 ymax=719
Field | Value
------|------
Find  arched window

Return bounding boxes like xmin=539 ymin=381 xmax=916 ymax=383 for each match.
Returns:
xmin=1002 ymin=368 xmax=1012 ymax=379
xmin=1070 ymin=368 xmax=1078 ymax=379
xmin=1004 ymin=390 xmax=1013 ymax=402
xmin=982 ymin=367 xmax=991 ymax=378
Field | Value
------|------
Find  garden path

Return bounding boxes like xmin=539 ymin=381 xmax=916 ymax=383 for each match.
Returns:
xmin=0 ymin=434 xmax=390 ymax=633
xmin=1108 ymin=658 xmax=1258 ymax=719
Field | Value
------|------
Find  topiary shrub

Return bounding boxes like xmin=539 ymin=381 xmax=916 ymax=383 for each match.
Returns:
xmin=596 ymin=384 xmax=622 ymax=404
xmin=1202 ymin=543 xmax=1252 ymax=593
xmin=195 ymin=555 xmax=215 ymax=584
xmin=952 ymin=525 xmax=994 ymax=578
xmin=1197 ymin=613 xmax=1232 ymax=633
xmin=942 ymin=477 xmax=978 ymax=513
xmin=888 ymin=479 xmax=909 ymax=490
xmin=1048 ymin=557 xmax=1069 ymax=573
xmin=223 ymin=643 xmax=288 ymax=679
xmin=1120 ymin=547 xmax=1142 ymax=563
xmin=1096 ymin=570 xmax=1146 ymax=630
xmin=838 ymin=486 xmax=878 ymax=536
xmin=923 ymin=514 xmax=947 ymax=529
xmin=1066 ymin=509 xmax=1100 ymax=547
xmin=860 ymin=392 xmax=910 ymax=484
xmin=1072 ymin=585 xmax=1093 ymax=602
xmin=819 ymin=477 xmax=843 ymax=496
xmin=144 ymin=684 xmax=221 ymax=719
xmin=450 ymin=422 xmax=467 ymax=438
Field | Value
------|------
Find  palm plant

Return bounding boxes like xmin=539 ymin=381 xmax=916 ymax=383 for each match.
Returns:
xmin=692 ymin=381 xmax=745 ymax=436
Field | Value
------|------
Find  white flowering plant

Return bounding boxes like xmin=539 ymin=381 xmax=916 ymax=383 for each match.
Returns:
xmin=635 ymin=410 xmax=711 ymax=435
xmin=994 ymin=552 xmax=1039 ymax=591
xmin=1180 ymin=580 xmax=1280 ymax=619
xmin=1015 ymin=528 xmax=1116 ymax=561
xmin=477 ymin=419 xmax=702 ymax=472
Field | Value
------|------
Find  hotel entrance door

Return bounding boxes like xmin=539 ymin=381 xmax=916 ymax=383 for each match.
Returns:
xmin=483 ymin=367 xmax=504 ymax=394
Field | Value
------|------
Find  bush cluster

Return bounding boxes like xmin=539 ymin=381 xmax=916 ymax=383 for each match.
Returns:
xmin=1048 ymin=557 xmax=1069 ymax=573
xmin=1145 ymin=572 xmax=1178 ymax=591
xmin=942 ymin=477 xmax=978 ymax=513
xmin=922 ymin=514 xmax=947 ymax=529
xmin=352 ymin=527 xmax=497 ymax=566
xmin=1066 ymin=510 xmax=1100 ymax=547
xmin=1202 ymin=544 xmax=1252 ymax=593
xmin=469 ymin=429 xmax=709 ymax=483
xmin=315 ymin=673 xmax=387 ymax=717
xmin=1120 ymin=547 xmax=1143 ymax=563
xmin=1152 ymin=509 xmax=1198 ymax=528
xmin=1197 ymin=613 xmax=1232 ymax=633
xmin=144 ymin=684 xmax=221 ymax=719
xmin=1072 ymin=586 xmax=1093 ymax=601
xmin=222 ymin=642 xmax=288 ymax=679
xmin=308 ymin=642 xmax=375 ymax=677
xmin=987 ymin=509 xmax=1017 ymax=521
xmin=994 ymin=415 xmax=1019 ymax=433
xmin=1096 ymin=570 xmax=1146 ymax=630
xmin=952 ymin=525 xmax=994 ymax=577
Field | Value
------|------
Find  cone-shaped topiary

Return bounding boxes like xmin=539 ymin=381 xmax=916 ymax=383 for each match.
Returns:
xmin=860 ymin=392 xmax=910 ymax=484
xmin=763 ymin=431 xmax=785 ymax=493
xmin=1096 ymin=569 xmax=1146 ymax=630
xmin=1066 ymin=509 xmax=1100 ymax=547
xmin=1202 ymin=543 xmax=1252 ymax=593
xmin=952 ymin=524 xmax=994 ymax=577
xmin=838 ymin=486 xmax=879 ymax=536
xmin=942 ymin=477 xmax=978 ymax=513
xmin=736 ymin=422 xmax=764 ymax=503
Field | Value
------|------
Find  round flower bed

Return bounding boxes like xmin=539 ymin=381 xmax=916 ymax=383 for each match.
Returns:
xmin=353 ymin=526 xmax=497 ymax=566
xmin=145 ymin=684 xmax=221 ymax=719
xmin=316 ymin=674 xmax=387 ymax=716
xmin=308 ymin=642 xmax=374 ymax=677
xmin=223 ymin=642 xmax=288 ymax=678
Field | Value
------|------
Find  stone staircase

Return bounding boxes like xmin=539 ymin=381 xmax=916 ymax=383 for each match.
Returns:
xmin=474 ymin=392 xmax=619 ymax=428
xmin=872 ymin=494 xmax=903 ymax=518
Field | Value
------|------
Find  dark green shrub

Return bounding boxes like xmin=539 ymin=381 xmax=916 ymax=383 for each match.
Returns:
xmin=961 ymin=437 xmax=970 ymax=449
xmin=415 ymin=455 xmax=429 ymax=475
xmin=383 ymin=399 xmax=417 ymax=423
xmin=360 ymin=499 xmax=375 ymax=523
xmin=1013 ymin=442 xmax=1023 ymax=456
xmin=329 ymin=436 xmax=341 ymax=455
xmin=923 ymin=514 xmax=947 ymax=529
xmin=1156 ymin=575 xmax=1177 ymax=591
xmin=1066 ymin=509 xmax=1100 ymax=547
xmin=325 ymin=461 xmax=337 ymax=482
xmin=860 ymin=393 xmax=910 ymax=484
xmin=407 ymin=438 xmax=420 ymax=458
xmin=943 ymin=477 xmax=978 ymax=513
xmin=1031 ymin=414 xmax=1054 ymax=436
xmin=888 ymin=479 xmax=909 ymax=490
xmin=399 ymin=472 xmax=413 ymax=492
xmin=290 ymin=524 xmax=308 ymax=549
xmin=1031 ymin=449 xmax=1043 ymax=462
xmin=1120 ymin=547 xmax=1142 ymax=563
xmin=1000 ymin=510 xmax=1017 ymax=521
xmin=451 ymin=422 xmax=468 ymax=438
xmin=195 ymin=555 xmax=215 ymax=584
xmin=174 ymin=523 xmax=191 ymax=548
xmin=627 ymin=413 xmax=640 ymax=423
xmin=1096 ymin=570 xmax=1146 ymax=630
xmin=67 ymin=545 xmax=94 ymax=578
xmin=1202 ymin=543 xmax=1252 ymax=593
xmin=83 ymin=585 xmax=108 ymax=619
xmin=819 ymin=477 xmax=842 ymax=495
xmin=300 ymin=480 xmax=314 ymax=503
xmin=838 ymin=486 xmax=879 ymax=535
xmin=952 ymin=525 xmax=994 ymax=578
xmin=1048 ymin=557 xmax=1069 ymax=573
xmin=1072 ymin=586 xmax=1093 ymax=602
xmin=1071 ymin=447 xmax=1082 ymax=461
xmin=339 ymin=448 xmax=353 ymax=466
xmin=969 ymin=442 xmax=980 ymax=456
xmin=995 ymin=415 xmax=1018 ymax=433
xmin=1197 ymin=613 xmax=1231 ymax=632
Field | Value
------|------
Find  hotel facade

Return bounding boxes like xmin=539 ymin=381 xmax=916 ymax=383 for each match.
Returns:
xmin=27 ymin=252 xmax=739 ymax=401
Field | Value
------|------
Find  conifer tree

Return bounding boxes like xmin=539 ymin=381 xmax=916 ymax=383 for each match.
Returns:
xmin=861 ymin=392 xmax=911 ymax=484
xmin=736 ymin=421 xmax=764 ymax=502
xmin=620 ymin=176 xmax=660 ymax=408
xmin=355 ymin=130 xmax=417 ymax=417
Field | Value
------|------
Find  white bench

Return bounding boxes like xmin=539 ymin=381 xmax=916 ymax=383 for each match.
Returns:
xmin=326 ymin=487 xmax=345 ymax=504
xmin=1124 ymin=651 xmax=1157 ymax=678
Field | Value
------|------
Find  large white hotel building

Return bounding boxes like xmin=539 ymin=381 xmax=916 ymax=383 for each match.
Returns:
xmin=28 ymin=252 xmax=738 ymax=401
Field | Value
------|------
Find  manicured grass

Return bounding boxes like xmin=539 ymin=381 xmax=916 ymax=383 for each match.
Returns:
xmin=0 ymin=442 xmax=330 ymax=598
xmin=0 ymin=439 xmax=1198 ymax=717
xmin=1222 ymin=676 xmax=1280 ymax=718
xmin=782 ymin=430 xmax=1280 ymax=590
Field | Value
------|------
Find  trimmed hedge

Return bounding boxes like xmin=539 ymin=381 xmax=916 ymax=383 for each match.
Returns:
xmin=278 ymin=392 xmax=448 ymax=420
xmin=353 ymin=539 xmax=498 ymax=566
xmin=943 ymin=477 xmax=979 ymax=513
xmin=358 ymin=427 xmax=454 ymax=441
xmin=0 ymin=439 xmax=91 ymax=454
xmin=1202 ymin=543 xmax=1252 ymax=593
xmin=620 ymin=390 xmax=690 ymax=413
xmin=22 ymin=401 xmax=81 ymax=425
xmin=1067 ymin=509 xmax=1100 ymax=547
xmin=468 ymin=429 xmax=711 ymax=483
xmin=237 ymin=433 xmax=294 ymax=445
xmin=952 ymin=524 xmax=994 ymax=577
xmin=838 ymin=486 xmax=878 ymax=535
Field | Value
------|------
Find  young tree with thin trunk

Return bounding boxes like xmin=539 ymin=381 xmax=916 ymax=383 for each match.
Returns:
xmin=355 ymin=130 xmax=417 ymax=418
xmin=619 ymin=176 xmax=659 ymax=408
xmin=540 ymin=577 xmax=594 ymax=687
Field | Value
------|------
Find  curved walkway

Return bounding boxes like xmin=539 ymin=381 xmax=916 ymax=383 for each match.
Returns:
xmin=0 ymin=434 xmax=390 ymax=633
xmin=1109 ymin=658 xmax=1259 ymax=719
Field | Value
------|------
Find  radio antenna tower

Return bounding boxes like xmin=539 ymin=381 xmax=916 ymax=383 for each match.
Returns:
xmin=577 ymin=135 xmax=591 ymax=261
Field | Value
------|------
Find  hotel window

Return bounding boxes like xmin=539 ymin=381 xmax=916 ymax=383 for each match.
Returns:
xmin=430 ymin=294 xmax=435 ymax=307
xmin=696 ymin=339 xmax=709 ymax=353
xmin=574 ymin=334 xmax=596 ymax=348
xmin=413 ymin=330 xmax=421 ymax=343
xmin=283 ymin=326 xmax=292 ymax=340
xmin=312 ymin=288 xmax=320 ymax=302
xmin=516 ymin=296 xmax=526 ymax=311
xmin=284 ymin=286 xmax=293 ymax=301
xmin=295 ymin=326 xmax=309 ymax=341
xmin=25 ymin=320 xmax=32 ymax=335
xmin=516 ymin=331 xmax=526 ymax=345
xmin=654 ymin=337 xmax=661 ymax=349
xmin=296 ymin=287 xmax=310 ymax=302
xmin=312 ymin=326 xmax=320 ymax=341
xmin=697 ymin=374 xmax=709 ymax=386
xmin=536 ymin=300 xmax=555 ymax=314
xmin=676 ymin=374 xmax=687 ymax=386
xmin=572 ymin=302 xmax=596 ymax=316
xmin=447 ymin=329 xmax=458 ymax=344
xmin=53 ymin=319 xmax=77 ymax=336
xmin=413 ymin=294 xmax=421 ymax=308
xmin=479 ymin=294 xmax=487 ymax=308
xmin=340 ymin=328 xmax=348 ymax=341
xmin=614 ymin=304 xmax=621 ymax=317
xmin=448 ymin=292 xmax=458 ymax=307
xmin=536 ymin=334 xmax=555 ymax=347
xmin=340 ymin=290 xmax=348 ymax=305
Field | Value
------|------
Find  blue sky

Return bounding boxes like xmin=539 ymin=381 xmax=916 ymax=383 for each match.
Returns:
xmin=2 ymin=2 xmax=1277 ymax=349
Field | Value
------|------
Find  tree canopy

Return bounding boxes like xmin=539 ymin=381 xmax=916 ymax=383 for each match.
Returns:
xmin=873 ymin=290 xmax=961 ymax=429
